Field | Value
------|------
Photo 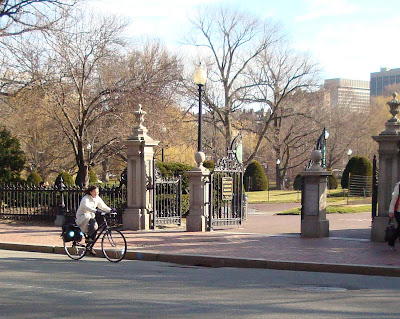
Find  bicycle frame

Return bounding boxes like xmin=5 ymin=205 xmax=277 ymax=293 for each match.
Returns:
xmin=85 ymin=213 xmax=111 ymax=250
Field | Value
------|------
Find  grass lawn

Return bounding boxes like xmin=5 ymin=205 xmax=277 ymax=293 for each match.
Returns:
xmin=276 ymin=204 xmax=372 ymax=215
xmin=246 ymin=188 xmax=372 ymax=214
xmin=246 ymin=188 xmax=347 ymax=204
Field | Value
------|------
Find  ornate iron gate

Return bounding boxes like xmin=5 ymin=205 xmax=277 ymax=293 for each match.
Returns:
xmin=151 ymin=162 xmax=182 ymax=228
xmin=209 ymin=150 xmax=244 ymax=229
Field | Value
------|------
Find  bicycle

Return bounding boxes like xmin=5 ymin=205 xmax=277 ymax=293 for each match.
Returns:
xmin=63 ymin=210 xmax=127 ymax=263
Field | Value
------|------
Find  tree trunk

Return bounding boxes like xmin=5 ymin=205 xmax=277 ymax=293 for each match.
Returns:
xmin=102 ymin=159 xmax=110 ymax=183
xmin=76 ymin=164 xmax=89 ymax=188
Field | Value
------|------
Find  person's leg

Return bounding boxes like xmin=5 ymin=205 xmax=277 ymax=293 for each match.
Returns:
xmin=87 ymin=218 xmax=98 ymax=239
xmin=86 ymin=218 xmax=98 ymax=255
xmin=394 ymin=211 xmax=400 ymax=245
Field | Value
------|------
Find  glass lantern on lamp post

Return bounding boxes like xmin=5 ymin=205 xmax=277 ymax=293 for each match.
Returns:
xmin=276 ymin=159 xmax=281 ymax=190
xmin=193 ymin=63 xmax=207 ymax=152
xmin=347 ymin=149 xmax=352 ymax=161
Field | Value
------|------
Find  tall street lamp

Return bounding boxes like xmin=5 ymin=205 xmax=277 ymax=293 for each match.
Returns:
xmin=193 ymin=63 xmax=207 ymax=152
xmin=276 ymin=159 xmax=281 ymax=190
xmin=316 ymin=127 xmax=329 ymax=168
xmin=347 ymin=149 xmax=352 ymax=161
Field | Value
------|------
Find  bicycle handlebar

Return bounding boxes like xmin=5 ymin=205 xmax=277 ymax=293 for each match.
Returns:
xmin=97 ymin=209 xmax=117 ymax=216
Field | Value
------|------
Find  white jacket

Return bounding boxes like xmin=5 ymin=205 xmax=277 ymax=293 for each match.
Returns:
xmin=75 ymin=194 xmax=111 ymax=232
xmin=389 ymin=182 xmax=400 ymax=215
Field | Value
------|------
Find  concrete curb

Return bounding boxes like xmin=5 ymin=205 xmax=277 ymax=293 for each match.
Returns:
xmin=1 ymin=242 xmax=400 ymax=277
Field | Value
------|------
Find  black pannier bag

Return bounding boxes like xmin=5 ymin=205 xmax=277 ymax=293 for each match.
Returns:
xmin=61 ymin=224 xmax=83 ymax=242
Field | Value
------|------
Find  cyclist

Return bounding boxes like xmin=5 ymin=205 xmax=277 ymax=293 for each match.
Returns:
xmin=76 ymin=185 xmax=112 ymax=255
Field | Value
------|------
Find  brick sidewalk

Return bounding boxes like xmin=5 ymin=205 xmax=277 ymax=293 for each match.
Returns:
xmin=0 ymin=204 xmax=399 ymax=276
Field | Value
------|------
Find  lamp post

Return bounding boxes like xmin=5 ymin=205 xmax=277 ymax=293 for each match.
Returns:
xmin=347 ymin=149 xmax=352 ymax=161
xmin=193 ymin=63 xmax=207 ymax=152
xmin=316 ymin=127 xmax=329 ymax=168
xmin=276 ymin=159 xmax=281 ymax=190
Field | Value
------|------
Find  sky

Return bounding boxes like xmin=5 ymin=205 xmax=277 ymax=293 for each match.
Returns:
xmin=88 ymin=0 xmax=400 ymax=82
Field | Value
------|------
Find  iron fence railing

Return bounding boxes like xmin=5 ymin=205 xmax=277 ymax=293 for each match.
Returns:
xmin=0 ymin=184 xmax=126 ymax=223
xmin=346 ymin=174 xmax=372 ymax=205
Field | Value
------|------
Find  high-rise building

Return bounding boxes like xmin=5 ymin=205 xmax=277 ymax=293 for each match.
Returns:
xmin=323 ymin=78 xmax=370 ymax=111
xmin=370 ymin=67 xmax=400 ymax=96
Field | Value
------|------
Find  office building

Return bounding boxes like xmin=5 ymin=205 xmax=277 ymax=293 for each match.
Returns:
xmin=370 ymin=67 xmax=400 ymax=97
xmin=324 ymin=78 xmax=370 ymax=111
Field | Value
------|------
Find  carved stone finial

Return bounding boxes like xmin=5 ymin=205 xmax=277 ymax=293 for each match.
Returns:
xmin=387 ymin=92 xmax=400 ymax=123
xmin=134 ymin=104 xmax=147 ymax=128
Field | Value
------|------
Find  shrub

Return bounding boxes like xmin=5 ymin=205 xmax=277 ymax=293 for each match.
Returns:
xmin=0 ymin=127 xmax=26 ymax=183
xmin=55 ymin=171 xmax=74 ymax=187
xmin=156 ymin=161 xmax=194 ymax=192
xmin=341 ymin=156 xmax=372 ymax=189
xmin=293 ymin=174 xmax=303 ymax=190
xmin=89 ymin=170 xmax=98 ymax=184
xmin=26 ymin=172 xmax=43 ymax=186
xmin=327 ymin=169 xmax=338 ymax=189
xmin=244 ymin=160 xmax=268 ymax=191
xmin=203 ymin=160 xmax=215 ymax=172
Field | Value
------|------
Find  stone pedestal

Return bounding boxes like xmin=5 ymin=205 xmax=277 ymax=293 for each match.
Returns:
xmin=300 ymin=151 xmax=331 ymax=238
xmin=186 ymin=152 xmax=210 ymax=232
xmin=123 ymin=105 xmax=159 ymax=230
xmin=371 ymin=93 xmax=400 ymax=242
xmin=371 ymin=132 xmax=400 ymax=241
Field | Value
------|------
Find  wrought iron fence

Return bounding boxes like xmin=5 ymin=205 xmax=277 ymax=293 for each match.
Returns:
xmin=209 ymin=151 xmax=244 ymax=229
xmin=347 ymin=174 xmax=372 ymax=204
xmin=153 ymin=176 xmax=182 ymax=227
xmin=0 ymin=184 xmax=126 ymax=223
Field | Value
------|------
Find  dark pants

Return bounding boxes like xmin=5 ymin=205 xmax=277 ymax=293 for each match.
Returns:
xmin=87 ymin=218 xmax=98 ymax=239
xmin=388 ymin=211 xmax=400 ymax=246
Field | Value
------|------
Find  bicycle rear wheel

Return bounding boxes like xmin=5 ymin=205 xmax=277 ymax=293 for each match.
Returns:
xmin=64 ymin=240 xmax=86 ymax=260
xmin=101 ymin=229 xmax=127 ymax=262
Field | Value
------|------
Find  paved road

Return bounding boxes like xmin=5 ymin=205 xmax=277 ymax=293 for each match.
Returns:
xmin=1 ymin=250 xmax=400 ymax=319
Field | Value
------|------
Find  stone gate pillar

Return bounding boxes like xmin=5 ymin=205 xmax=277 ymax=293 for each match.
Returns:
xmin=123 ymin=105 xmax=159 ymax=230
xmin=300 ymin=150 xmax=331 ymax=238
xmin=186 ymin=152 xmax=210 ymax=232
xmin=371 ymin=93 xmax=400 ymax=242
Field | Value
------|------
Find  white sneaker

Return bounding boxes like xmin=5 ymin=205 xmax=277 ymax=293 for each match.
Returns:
xmin=390 ymin=246 xmax=396 ymax=251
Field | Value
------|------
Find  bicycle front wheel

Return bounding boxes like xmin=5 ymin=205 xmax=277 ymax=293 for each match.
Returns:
xmin=101 ymin=229 xmax=127 ymax=262
xmin=64 ymin=240 xmax=86 ymax=260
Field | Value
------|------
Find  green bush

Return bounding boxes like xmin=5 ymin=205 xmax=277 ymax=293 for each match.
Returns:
xmin=26 ymin=172 xmax=43 ymax=186
xmin=0 ymin=127 xmax=26 ymax=183
xmin=55 ymin=171 xmax=74 ymax=187
xmin=293 ymin=174 xmax=303 ymax=190
xmin=156 ymin=161 xmax=194 ymax=192
xmin=244 ymin=160 xmax=268 ymax=191
xmin=203 ymin=160 xmax=215 ymax=172
xmin=89 ymin=170 xmax=98 ymax=184
xmin=181 ymin=194 xmax=190 ymax=217
xmin=328 ymin=169 xmax=338 ymax=189
xmin=341 ymin=156 xmax=372 ymax=189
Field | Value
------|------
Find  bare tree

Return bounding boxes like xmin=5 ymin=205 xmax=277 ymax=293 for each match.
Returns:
xmin=0 ymin=0 xmax=81 ymax=98
xmin=0 ymin=0 xmax=79 ymax=38
xmin=36 ymin=12 xmax=128 ymax=186
xmin=186 ymin=5 xmax=283 ymax=152
xmin=245 ymin=45 xmax=320 ymax=155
